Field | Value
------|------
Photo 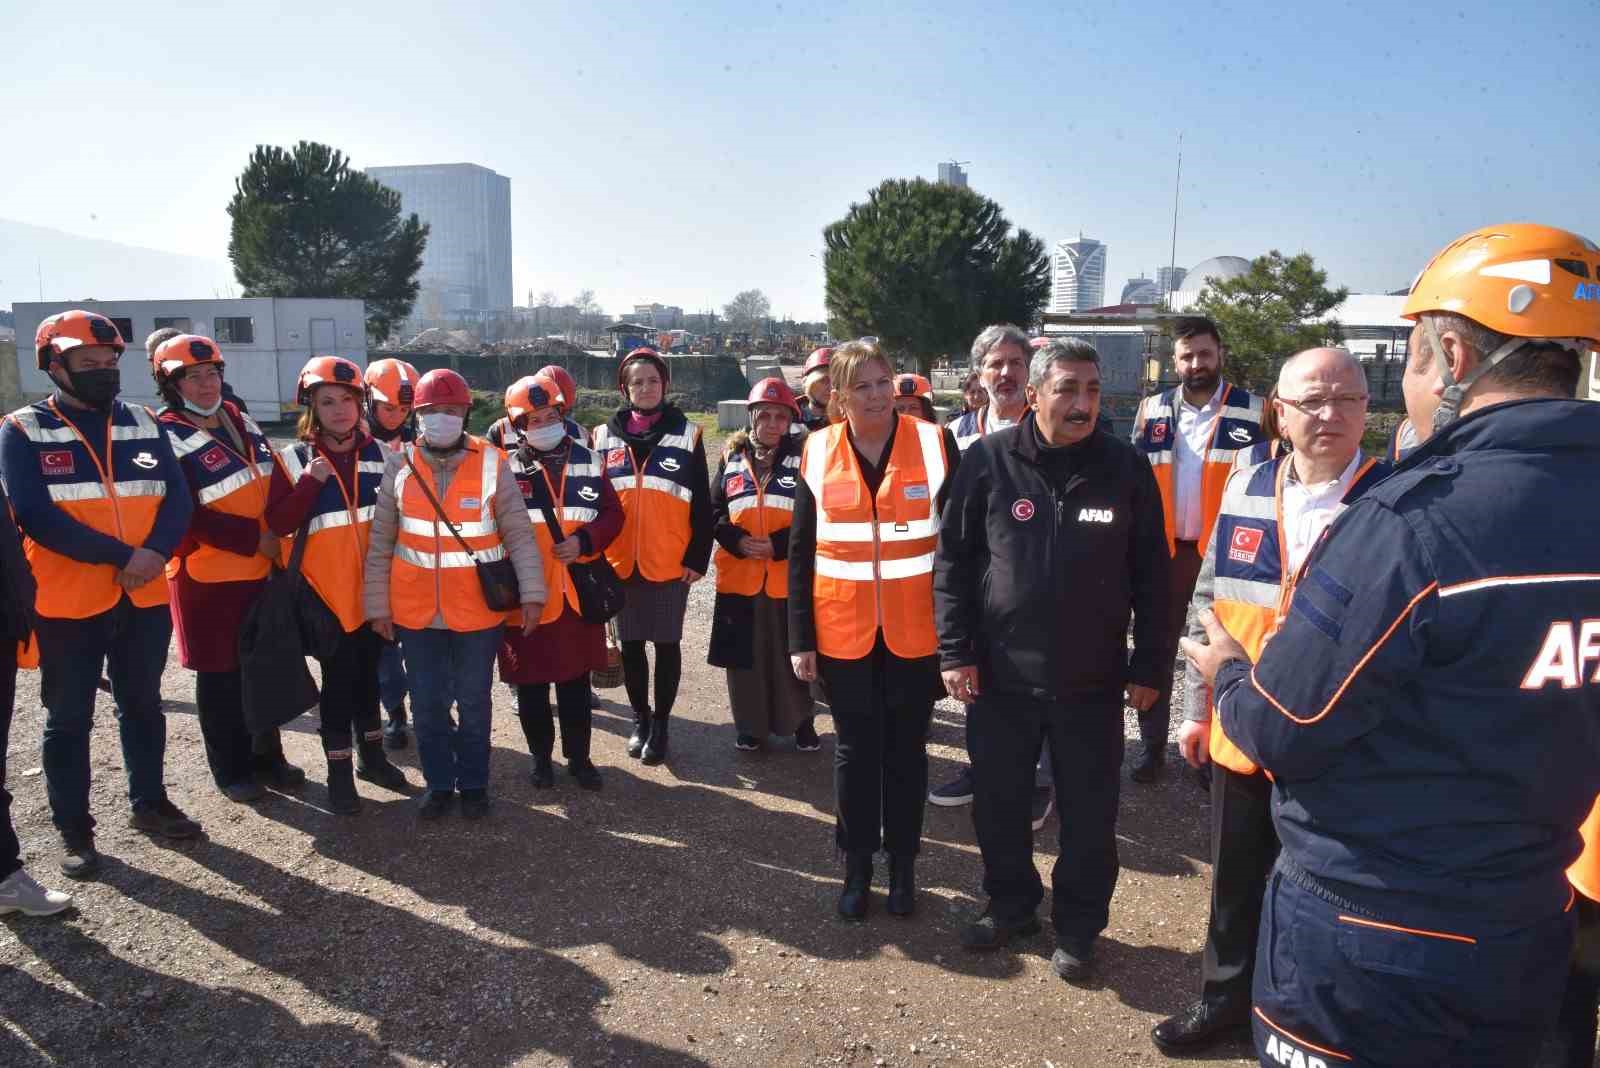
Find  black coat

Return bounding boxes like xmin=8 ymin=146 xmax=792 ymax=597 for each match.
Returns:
xmin=933 ymin=412 xmax=1173 ymax=700
xmin=0 ymin=487 xmax=35 ymax=644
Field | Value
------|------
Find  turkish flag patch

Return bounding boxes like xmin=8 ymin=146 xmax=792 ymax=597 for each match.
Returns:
xmin=1150 ymin=422 xmax=1169 ymax=445
xmin=198 ymin=445 xmax=230 ymax=473
xmin=726 ymin=473 xmax=746 ymax=496
xmin=39 ymin=450 xmax=74 ymax=476
xmin=606 ymin=448 xmax=628 ymax=469
xmin=1228 ymin=525 xmax=1265 ymax=565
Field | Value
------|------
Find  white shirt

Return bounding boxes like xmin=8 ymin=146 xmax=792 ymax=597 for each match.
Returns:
xmin=984 ymin=406 xmax=1022 ymax=435
xmin=1281 ymin=451 xmax=1364 ymax=573
xmin=1171 ymin=382 xmax=1223 ymax=541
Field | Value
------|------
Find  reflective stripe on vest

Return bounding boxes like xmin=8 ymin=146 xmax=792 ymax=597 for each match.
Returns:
xmin=715 ymin=448 xmax=799 ymax=598
xmin=278 ymin=438 xmax=385 ymax=632
xmin=1135 ymin=383 xmax=1263 ymax=556
xmin=8 ymin=400 xmax=170 ymax=619
xmin=162 ymin=409 xmax=278 ymax=584
xmin=390 ymin=438 xmax=507 ymax=631
xmin=509 ymin=443 xmax=607 ymax=623
xmin=591 ymin=414 xmax=701 ymax=581
xmin=801 ymin=415 xmax=946 ymax=661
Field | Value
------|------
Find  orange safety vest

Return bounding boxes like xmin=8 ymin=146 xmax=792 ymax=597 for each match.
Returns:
xmin=1206 ymin=453 xmax=1385 ymax=774
xmin=278 ymin=438 xmax=386 ymax=632
xmin=800 ymin=415 xmax=948 ymax=661
xmin=715 ymin=443 xmax=800 ymax=598
xmin=1569 ymin=798 xmax=1600 ymax=903
xmin=390 ymin=437 xmax=509 ymax=632
xmin=591 ymin=413 xmax=701 ymax=582
xmin=508 ymin=443 xmax=606 ymax=625
xmin=1133 ymin=382 xmax=1264 ymax=556
xmin=6 ymin=399 xmax=172 ymax=620
xmin=162 ymin=405 xmax=278 ymax=584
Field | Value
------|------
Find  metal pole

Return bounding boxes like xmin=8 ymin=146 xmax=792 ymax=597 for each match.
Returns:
xmin=1167 ymin=132 xmax=1182 ymax=300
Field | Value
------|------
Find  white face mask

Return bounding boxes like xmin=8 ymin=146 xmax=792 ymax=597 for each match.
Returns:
xmin=418 ymin=412 xmax=464 ymax=446
xmin=524 ymin=422 xmax=567 ymax=451
xmin=185 ymin=396 xmax=224 ymax=418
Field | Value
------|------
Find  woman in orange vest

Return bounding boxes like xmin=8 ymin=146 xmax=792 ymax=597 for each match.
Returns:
xmin=709 ymin=378 xmax=817 ymax=752
xmin=363 ymin=369 xmax=545 ymax=820
xmin=787 ymin=340 xmax=960 ymax=921
xmin=496 ymin=375 xmax=623 ymax=789
xmin=589 ymin=349 xmax=713 ymax=767
xmin=265 ymin=357 xmax=409 ymax=815
xmin=154 ymin=335 xmax=303 ymax=802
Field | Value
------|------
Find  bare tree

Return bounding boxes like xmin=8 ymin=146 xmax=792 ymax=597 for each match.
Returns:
xmin=723 ymin=289 xmax=772 ymax=333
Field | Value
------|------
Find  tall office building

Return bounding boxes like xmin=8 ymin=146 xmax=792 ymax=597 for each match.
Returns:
xmin=365 ymin=163 xmax=513 ymax=317
xmin=937 ymin=161 xmax=969 ymax=187
xmin=1050 ymin=236 xmax=1107 ymax=313
xmin=1120 ymin=276 xmax=1161 ymax=305
xmin=1155 ymin=265 xmax=1188 ymax=295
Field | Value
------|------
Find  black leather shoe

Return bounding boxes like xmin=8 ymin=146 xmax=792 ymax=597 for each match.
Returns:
xmin=419 ymin=791 xmax=455 ymax=820
xmin=1151 ymin=998 xmax=1250 ymax=1054
xmin=569 ymin=760 xmax=603 ymax=791
xmin=626 ymin=709 xmax=651 ymax=759
xmin=837 ymin=852 xmax=873 ymax=921
xmin=960 ymin=908 xmax=1041 ymax=950
xmin=59 ymin=836 xmax=100 ymax=881
xmin=886 ymin=854 xmax=915 ymax=917
xmin=641 ymin=714 xmax=670 ymax=765
xmin=1130 ymin=743 xmax=1165 ymax=783
xmin=355 ymin=742 xmax=409 ymax=792
xmin=531 ymin=756 xmax=554 ymax=789
xmin=1051 ymin=938 xmax=1096 ymax=982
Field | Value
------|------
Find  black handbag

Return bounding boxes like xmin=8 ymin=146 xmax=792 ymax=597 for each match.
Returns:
xmin=403 ymin=454 xmax=521 ymax=612
xmin=535 ymin=493 xmax=625 ymax=624
xmin=238 ymin=521 xmax=324 ymax=733
xmin=285 ymin=514 xmax=344 ymax=661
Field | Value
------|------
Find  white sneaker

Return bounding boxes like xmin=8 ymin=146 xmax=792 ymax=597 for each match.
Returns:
xmin=0 ymin=867 xmax=75 ymax=916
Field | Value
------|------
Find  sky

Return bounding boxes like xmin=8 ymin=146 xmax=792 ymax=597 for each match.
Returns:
xmin=2 ymin=0 xmax=1594 ymax=321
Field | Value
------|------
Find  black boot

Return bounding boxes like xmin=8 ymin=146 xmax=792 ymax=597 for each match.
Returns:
xmin=326 ymin=758 xmax=360 ymax=815
xmin=641 ymin=714 xmax=669 ymax=766
xmin=626 ymin=708 xmax=651 ymax=759
xmin=382 ymin=703 xmax=409 ymax=750
xmin=356 ymin=737 xmax=409 ymax=792
xmin=886 ymin=854 xmax=916 ymax=917
xmin=837 ymin=851 xmax=873 ymax=921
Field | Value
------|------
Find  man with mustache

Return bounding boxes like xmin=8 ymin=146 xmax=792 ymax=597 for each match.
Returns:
xmin=1129 ymin=317 xmax=1265 ymax=783
xmin=935 ymin=339 xmax=1172 ymax=981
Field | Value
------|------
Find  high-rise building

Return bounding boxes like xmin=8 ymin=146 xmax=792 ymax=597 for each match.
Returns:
xmin=1120 ymin=276 xmax=1161 ymax=305
xmin=937 ymin=161 xmax=969 ymax=188
xmin=365 ymin=163 xmax=513 ymax=317
xmin=1155 ymin=265 xmax=1188 ymax=295
xmin=1050 ymin=236 xmax=1107 ymax=313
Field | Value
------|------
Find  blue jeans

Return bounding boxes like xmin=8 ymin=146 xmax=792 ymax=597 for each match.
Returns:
xmin=377 ymin=640 xmax=408 ymax=715
xmin=36 ymin=599 xmax=173 ymax=838
xmin=397 ymin=625 xmax=500 ymax=793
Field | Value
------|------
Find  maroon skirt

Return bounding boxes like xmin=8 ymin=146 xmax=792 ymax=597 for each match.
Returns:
xmin=168 ymin=567 xmax=268 ymax=673
xmin=498 ymin=603 xmax=607 ymax=685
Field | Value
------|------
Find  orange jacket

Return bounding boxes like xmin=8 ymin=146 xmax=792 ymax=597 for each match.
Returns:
xmin=1132 ymin=382 xmax=1264 ymax=555
xmin=508 ymin=443 xmax=607 ymax=625
xmin=390 ymin=437 xmax=509 ymax=632
xmin=800 ymin=416 xmax=948 ymax=661
xmin=278 ymin=439 xmax=386 ymax=632
xmin=7 ymin=400 xmax=170 ymax=619
xmin=714 ymin=443 xmax=800 ymax=598
xmin=163 ymin=407 xmax=277 ymax=584
xmin=591 ymin=413 xmax=702 ymax=581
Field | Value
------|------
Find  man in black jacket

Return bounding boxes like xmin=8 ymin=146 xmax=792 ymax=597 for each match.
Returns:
xmin=934 ymin=338 xmax=1172 ymax=981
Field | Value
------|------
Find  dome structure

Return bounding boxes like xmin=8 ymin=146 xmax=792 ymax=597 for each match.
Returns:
xmin=1178 ymin=255 xmax=1251 ymax=294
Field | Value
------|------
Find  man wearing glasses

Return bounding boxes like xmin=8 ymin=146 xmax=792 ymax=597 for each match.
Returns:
xmin=1151 ymin=346 xmax=1386 ymax=1056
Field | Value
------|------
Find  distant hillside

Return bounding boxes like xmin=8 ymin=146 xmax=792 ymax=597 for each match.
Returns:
xmin=0 ymin=219 xmax=234 ymax=311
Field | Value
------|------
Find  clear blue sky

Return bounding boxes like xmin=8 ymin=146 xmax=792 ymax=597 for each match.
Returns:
xmin=2 ymin=0 xmax=1592 ymax=319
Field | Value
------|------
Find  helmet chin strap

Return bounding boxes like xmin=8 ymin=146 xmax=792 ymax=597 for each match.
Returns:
xmin=1421 ymin=317 xmax=1563 ymax=434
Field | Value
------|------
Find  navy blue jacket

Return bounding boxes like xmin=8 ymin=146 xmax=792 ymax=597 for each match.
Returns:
xmin=1218 ymin=398 xmax=1600 ymax=936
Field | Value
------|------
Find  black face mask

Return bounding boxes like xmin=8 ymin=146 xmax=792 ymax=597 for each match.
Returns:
xmin=64 ymin=367 xmax=121 ymax=410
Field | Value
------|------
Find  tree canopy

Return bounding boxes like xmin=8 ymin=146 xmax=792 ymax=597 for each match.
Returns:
xmin=823 ymin=178 xmax=1049 ymax=373
xmin=227 ymin=141 xmax=428 ymax=341
xmin=1191 ymin=251 xmax=1349 ymax=391
xmin=723 ymin=289 xmax=772 ymax=333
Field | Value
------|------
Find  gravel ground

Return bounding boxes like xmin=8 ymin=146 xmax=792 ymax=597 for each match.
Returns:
xmin=0 ymin=434 xmax=1253 ymax=1066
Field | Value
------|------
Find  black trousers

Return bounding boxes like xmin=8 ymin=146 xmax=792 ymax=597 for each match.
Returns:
xmin=0 ymin=641 xmax=19 ymax=881
xmin=195 ymin=668 xmax=253 ymax=788
xmin=517 ymin=677 xmax=592 ymax=764
xmin=971 ymin=690 xmax=1123 ymax=942
xmin=819 ymin=638 xmax=937 ymax=856
xmin=1139 ymin=539 xmax=1203 ymax=750
xmin=315 ymin=626 xmax=382 ymax=754
xmin=1200 ymin=763 xmax=1278 ymax=1006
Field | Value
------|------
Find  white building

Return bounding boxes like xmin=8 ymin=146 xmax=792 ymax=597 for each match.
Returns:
xmin=1050 ymin=237 xmax=1107 ymax=313
xmin=1165 ymin=255 xmax=1252 ymax=312
xmin=12 ymin=298 xmax=367 ymax=421
xmin=937 ymin=162 xmax=968 ymax=187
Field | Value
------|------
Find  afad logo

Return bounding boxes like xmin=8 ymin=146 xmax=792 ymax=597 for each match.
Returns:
xmin=1228 ymin=425 xmax=1253 ymax=444
xmin=577 ymin=485 xmax=599 ymax=501
xmin=1011 ymin=498 xmax=1035 ymax=522
xmin=1262 ymin=1033 xmax=1333 ymax=1068
xmin=1575 ymin=283 xmax=1600 ymax=301
xmin=658 ymin=457 xmax=682 ymax=473
xmin=1228 ymin=525 xmax=1265 ymax=564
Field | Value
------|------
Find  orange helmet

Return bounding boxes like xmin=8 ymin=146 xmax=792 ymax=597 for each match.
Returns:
xmin=151 ymin=334 xmax=224 ymax=387
xmin=1403 ymin=223 xmax=1600 ymax=429
xmin=296 ymin=355 xmax=364 ymax=407
xmin=364 ymin=358 xmax=419 ymax=407
xmin=894 ymin=373 xmax=933 ymax=400
xmin=414 ymin=368 xmax=472 ymax=409
xmin=504 ymin=373 xmax=564 ymax=423
xmin=803 ymin=346 xmax=833 ymax=378
xmin=35 ymin=309 xmax=125 ymax=370
xmin=537 ymin=364 xmax=578 ymax=412
xmin=745 ymin=376 xmax=800 ymax=418
xmin=1029 ymin=336 xmax=1051 ymax=350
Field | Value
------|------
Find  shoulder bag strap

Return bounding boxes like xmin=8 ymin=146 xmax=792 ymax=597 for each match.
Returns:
xmin=402 ymin=453 xmax=481 ymax=561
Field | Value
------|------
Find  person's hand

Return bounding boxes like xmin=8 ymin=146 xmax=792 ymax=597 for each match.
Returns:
xmin=682 ymin=567 xmax=704 ymax=585
xmin=1177 ymin=718 xmax=1211 ymax=769
xmin=1125 ymin=683 xmax=1159 ymax=712
xmin=371 ymin=618 xmax=395 ymax=642
xmin=738 ymin=536 xmax=773 ymax=560
xmin=521 ymin=603 xmax=542 ymax=636
xmin=119 ymin=547 xmax=166 ymax=588
xmin=552 ymin=537 xmax=581 ymax=564
xmin=942 ymin=665 xmax=980 ymax=704
xmin=791 ymin=651 xmax=817 ymax=682
xmin=1179 ymin=608 xmax=1252 ymax=688
xmin=305 ymin=456 xmax=333 ymax=483
xmin=258 ymin=530 xmax=280 ymax=560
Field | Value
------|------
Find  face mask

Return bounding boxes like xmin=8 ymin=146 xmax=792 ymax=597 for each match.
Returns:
xmin=184 ymin=396 xmax=224 ymax=418
xmin=524 ymin=422 xmax=567 ymax=451
xmin=64 ymin=367 xmax=121 ymax=409
xmin=419 ymin=412 xmax=464 ymax=447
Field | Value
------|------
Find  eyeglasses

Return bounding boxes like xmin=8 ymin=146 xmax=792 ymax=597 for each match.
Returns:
xmin=1278 ymin=393 xmax=1368 ymax=415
